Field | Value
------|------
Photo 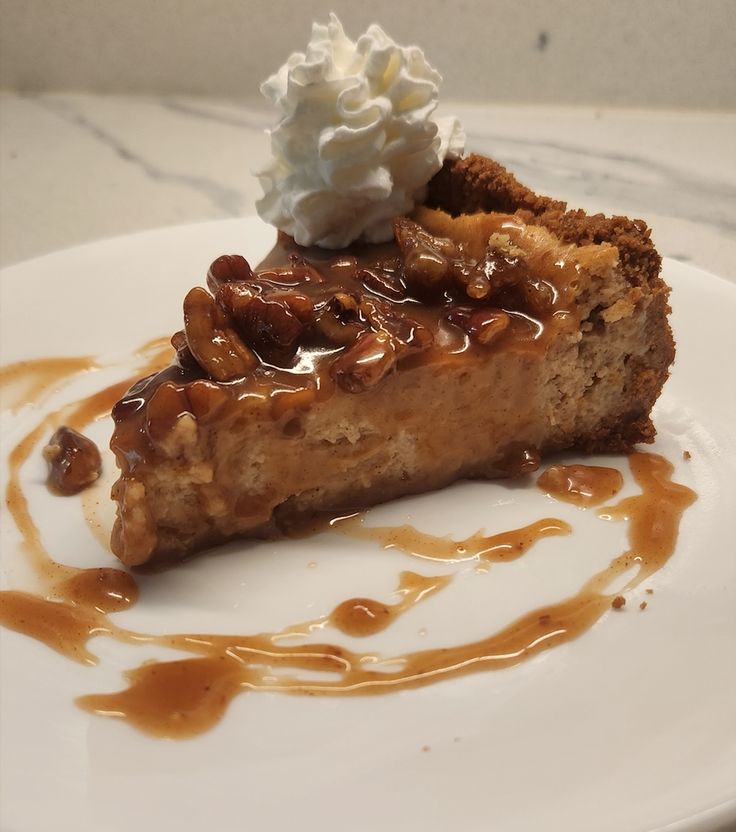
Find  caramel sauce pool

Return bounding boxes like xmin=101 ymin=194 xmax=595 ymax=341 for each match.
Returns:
xmin=538 ymin=463 xmax=624 ymax=507
xmin=0 ymin=344 xmax=697 ymax=739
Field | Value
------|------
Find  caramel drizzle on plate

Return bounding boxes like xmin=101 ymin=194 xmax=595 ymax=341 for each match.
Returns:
xmin=0 ymin=356 xmax=99 ymax=411
xmin=335 ymin=515 xmax=572 ymax=564
xmin=0 ymin=344 xmax=696 ymax=739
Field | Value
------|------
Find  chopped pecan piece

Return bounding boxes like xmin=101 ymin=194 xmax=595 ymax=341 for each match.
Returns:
xmin=185 ymin=380 xmax=230 ymax=422
xmin=329 ymin=256 xmax=359 ymax=280
xmin=207 ymin=254 xmax=254 ymax=293
xmin=330 ymin=331 xmax=397 ymax=392
xmin=394 ymin=217 xmax=454 ymax=297
xmin=234 ymin=295 xmax=306 ymax=364
xmin=43 ymin=426 xmax=102 ymax=495
xmin=518 ymin=276 xmax=557 ymax=316
xmin=254 ymin=256 xmax=326 ymax=290
xmin=314 ymin=292 xmax=364 ymax=346
xmin=171 ymin=329 xmax=199 ymax=371
xmin=183 ymin=287 xmax=257 ymax=381
xmin=359 ymin=296 xmax=433 ymax=354
xmin=452 ymin=245 xmax=529 ymax=302
xmin=446 ymin=308 xmax=511 ymax=346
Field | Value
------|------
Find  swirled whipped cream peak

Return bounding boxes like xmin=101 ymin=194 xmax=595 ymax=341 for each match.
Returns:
xmin=256 ymin=13 xmax=465 ymax=249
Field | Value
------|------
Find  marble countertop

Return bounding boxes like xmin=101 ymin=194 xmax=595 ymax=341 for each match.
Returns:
xmin=1 ymin=92 xmax=735 ymax=280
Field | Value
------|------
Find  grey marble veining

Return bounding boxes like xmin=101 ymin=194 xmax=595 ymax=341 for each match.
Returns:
xmin=1 ymin=92 xmax=735 ymax=279
xmin=30 ymin=95 xmax=246 ymax=217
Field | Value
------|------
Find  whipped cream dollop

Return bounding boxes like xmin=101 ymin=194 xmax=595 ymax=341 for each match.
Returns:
xmin=256 ymin=14 xmax=465 ymax=248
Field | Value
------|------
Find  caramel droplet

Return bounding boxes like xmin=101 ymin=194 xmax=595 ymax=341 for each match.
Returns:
xmin=538 ymin=464 xmax=624 ymax=507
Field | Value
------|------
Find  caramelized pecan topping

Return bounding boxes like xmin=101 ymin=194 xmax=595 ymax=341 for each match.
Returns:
xmin=183 ymin=287 xmax=257 ymax=381
xmin=207 ymin=254 xmax=254 ymax=293
xmin=177 ymin=215 xmax=553 ymax=391
xmin=231 ymin=294 xmax=307 ymax=365
xmin=330 ymin=331 xmax=397 ymax=393
xmin=394 ymin=217 xmax=455 ymax=298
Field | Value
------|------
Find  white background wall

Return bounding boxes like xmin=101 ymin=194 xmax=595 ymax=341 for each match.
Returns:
xmin=1 ymin=0 xmax=735 ymax=108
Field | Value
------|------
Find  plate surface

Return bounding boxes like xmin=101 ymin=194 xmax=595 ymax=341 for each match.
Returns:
xmin=1 ymin=218 xmax=735 ymax=832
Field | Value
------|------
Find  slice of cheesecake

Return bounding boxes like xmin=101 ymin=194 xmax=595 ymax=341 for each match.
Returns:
xmin=109 ymin=155 xmax=673 ymax=566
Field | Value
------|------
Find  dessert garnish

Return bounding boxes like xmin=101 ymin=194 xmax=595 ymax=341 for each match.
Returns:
xmin=256 ymin=13 xmax=464 ymax=248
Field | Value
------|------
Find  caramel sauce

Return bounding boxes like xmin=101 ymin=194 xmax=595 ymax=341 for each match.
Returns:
xmin=538 ymin=463 xmax=624 ymax=507
xmin=77 ymin=657 xmax=247 ymax=738
xmin=335 ymin=516 xmax=571 ymax=564
xmin=1 ymin=338 xmax=697 ymax=739
xmin=0 ymin=356 xmax=98 ymax=410
xmin=595 ymin=452 xmax=697 ymax=588
xmin=330 ymin=571 xmax=450 ymax=637
xmin=55 ymin=568 xmax=139 ymax=614
xmin=1 ymin=422 xmax=696 ymax=738
xmin=0 ymin=592 xmax=106 ymax=664
xmin=0 ymin=337 xmax=170 ymax=413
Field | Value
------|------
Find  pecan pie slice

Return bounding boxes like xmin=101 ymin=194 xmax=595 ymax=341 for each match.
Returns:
xmin=109 ymin=155 xmax=673 ymax=566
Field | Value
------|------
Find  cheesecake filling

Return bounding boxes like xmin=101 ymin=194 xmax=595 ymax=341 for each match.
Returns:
xmin=107 ymin=207 xmax=634 ymax=565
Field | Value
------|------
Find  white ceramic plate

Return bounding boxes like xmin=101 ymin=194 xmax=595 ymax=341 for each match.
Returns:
xmin=1 ymin=219 xmax=735 ymax=832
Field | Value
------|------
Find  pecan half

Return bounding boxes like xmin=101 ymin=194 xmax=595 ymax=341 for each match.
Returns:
xmin=234 ymin=295 xmax=306 ymax=364
xmin=330 ymin=331 xmax=397 ymax=393
xmin=394 ymin=217 xmax=454 ymax=297
xmin=360 ymin=267 xmax=406 ymax=301
xmin=183 ymin=287 xmax=257 ymax=381
xmin=207 ymin=254 xmax=254 ymax=293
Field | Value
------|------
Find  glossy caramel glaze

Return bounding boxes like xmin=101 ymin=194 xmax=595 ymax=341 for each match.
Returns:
xmin=537 ymin=464 xmax=624 ymax=507
xmin=110 ymin=212 xmax=585 ymax=486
